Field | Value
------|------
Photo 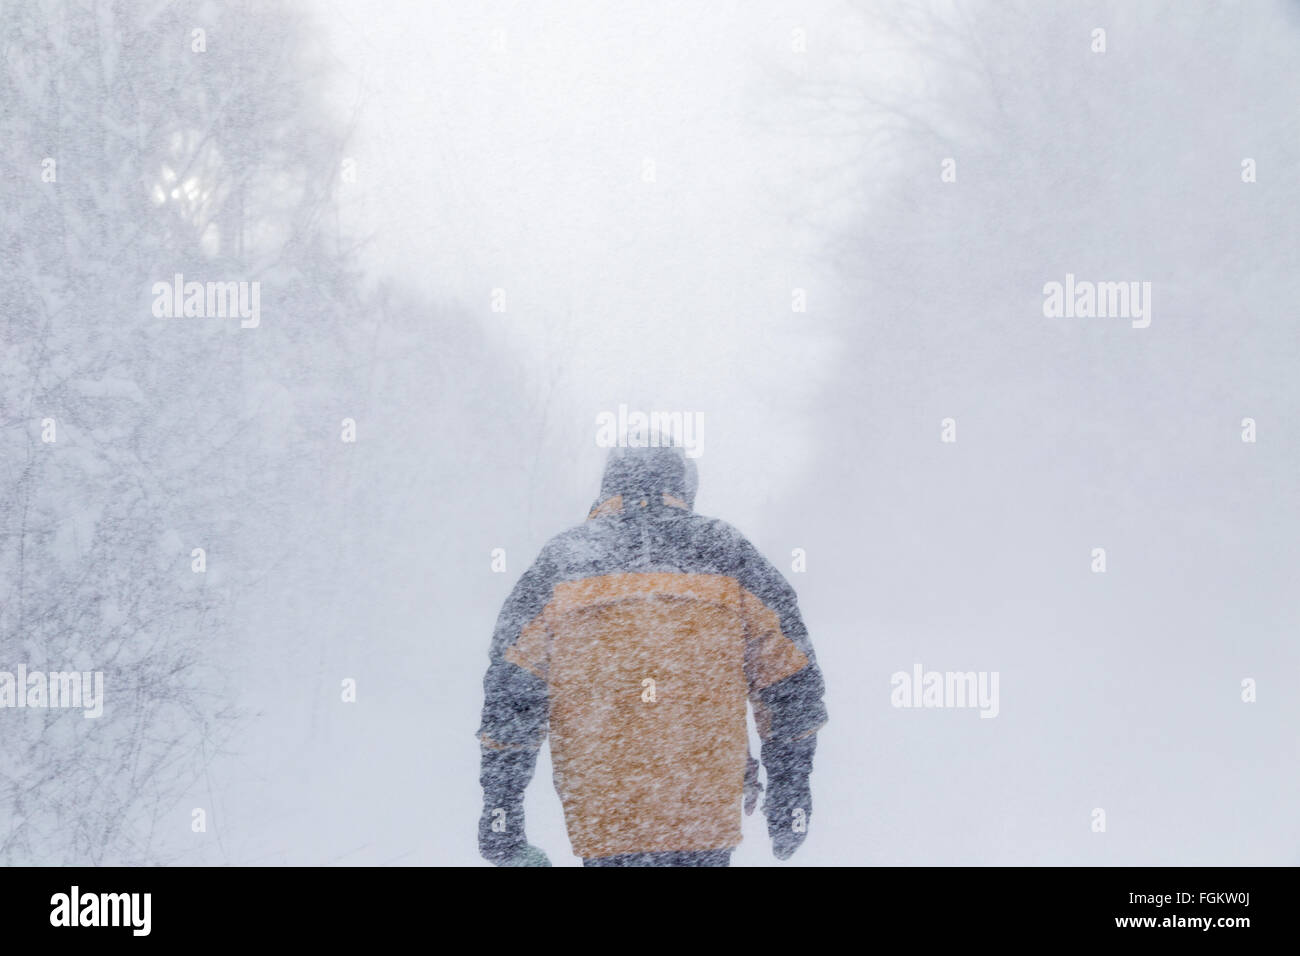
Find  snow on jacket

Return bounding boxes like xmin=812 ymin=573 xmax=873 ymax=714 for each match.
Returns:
xmin=477 ymin=446 xmax=827 ymax=858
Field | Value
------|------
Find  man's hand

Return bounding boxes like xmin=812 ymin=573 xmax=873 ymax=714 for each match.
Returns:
xmin=479 ymin=745 xmax=550 ymax=866
xmin=479 ymin=800 xmax=548 ymax=866
xmin=761 ymin=735 xmax=817 ymax=861
xmin=763 ymin=782 xmax=811 ymax=860
xmin=502 ymin=844 xmax=552 ymax=867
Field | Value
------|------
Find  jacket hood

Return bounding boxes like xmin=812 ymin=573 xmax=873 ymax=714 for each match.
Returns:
xmin=590 ymin=446 xmax=698 ymax=516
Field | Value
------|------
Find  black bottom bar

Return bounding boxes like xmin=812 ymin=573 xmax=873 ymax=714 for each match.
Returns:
xmin=1 ymin=865 xmax=1279 ymax=943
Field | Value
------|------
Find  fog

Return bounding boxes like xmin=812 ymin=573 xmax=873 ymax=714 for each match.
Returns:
xmin=2 ymin=0 xmax=1296 ymax=865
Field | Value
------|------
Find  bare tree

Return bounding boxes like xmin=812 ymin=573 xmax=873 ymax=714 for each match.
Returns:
xmin=0 ymin=0 xmax=364 ymax=864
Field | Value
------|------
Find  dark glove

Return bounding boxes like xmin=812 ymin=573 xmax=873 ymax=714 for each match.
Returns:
xmin=761 ymin=735 xmax=816 ymax=860
xmin=479 ymin=747 xmax=551 ymax=866
xmin=502 ymin=844 xmax=552 ymax=867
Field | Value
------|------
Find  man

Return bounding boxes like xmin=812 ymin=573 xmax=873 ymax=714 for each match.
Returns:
xmin=476 ymin=444 xmax=827 ymax=866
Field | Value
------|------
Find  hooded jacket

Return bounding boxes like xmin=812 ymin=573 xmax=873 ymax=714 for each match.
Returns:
xmin=477 ymin=446 xmax=827 ymax=858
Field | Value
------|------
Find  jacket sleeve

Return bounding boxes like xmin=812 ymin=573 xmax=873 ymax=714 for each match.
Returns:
xmin=475 ymin=547 xmax=561 ymax=862
xmin=477 ymin=545 xmax=557 ymax=763
xmin=732 ymin=534 xmax=828 ymax=748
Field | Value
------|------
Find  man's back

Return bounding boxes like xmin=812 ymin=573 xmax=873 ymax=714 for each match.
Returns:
xmin=477 ymin=446 xmax=826 ymax=866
